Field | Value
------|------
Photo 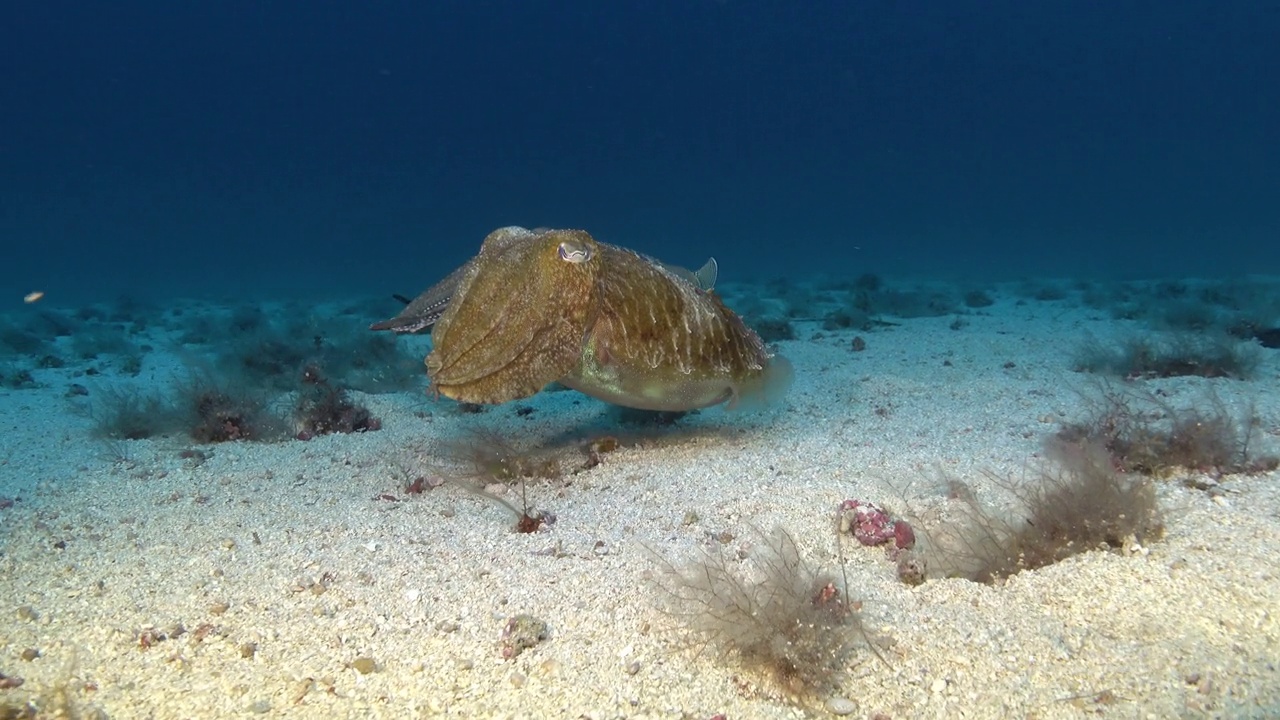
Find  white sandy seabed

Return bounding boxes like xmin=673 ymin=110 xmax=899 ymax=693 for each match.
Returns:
xmin=1 ymin=290 xmax=1278 ymax=720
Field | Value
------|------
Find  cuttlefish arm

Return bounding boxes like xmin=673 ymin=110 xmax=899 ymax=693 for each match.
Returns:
xmin=369 ymin=262 xmax=472 ymax=334
xmin=370 ymin=227 xmax=544 ymax=334
xmin=425 ymin=228 xmax=602 ymax=404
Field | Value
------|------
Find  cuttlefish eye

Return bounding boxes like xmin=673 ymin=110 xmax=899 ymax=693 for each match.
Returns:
xmin=557 ymin=240 xmax=592 ymax=264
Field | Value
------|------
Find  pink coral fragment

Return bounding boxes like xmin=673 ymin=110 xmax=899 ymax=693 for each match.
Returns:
xmin=893 ymin=519 xmax=916 ymax=549
xmin=839 ymin=499 xmax=895 ymax=546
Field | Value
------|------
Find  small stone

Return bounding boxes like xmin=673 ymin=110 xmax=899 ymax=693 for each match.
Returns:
xmin=825 ymin=696 xmax=857 ymax=715
xmin=289 ymin=678 xmax=314 ymax=705
xmin=509 ymin=671 xmax=527 ymax=688
xmin=682 ymin=510 xmax=699 ymax=526
xmin=624 ymin=660 xmax=641 ymax=676
xmin=592 ymin=435 xmax=620 ymax=453
xmin=20 ymin=648 xmax=39 ymax=662
xmin=247 ymin=699 xmax=271 ymax=714
xmin=930 ymin=677 xmax=948 ymax=693
xmin=15 ymin=606 xmax=37 ymax=622
xmin=209 ymin=601 xmax=230 ymax=615
xmin=350 ymin=656 xmax=377 ymax=674
xmin=897 ymin=554 xmax=927 ymax=586
xmin=0 ymin=675 xmax=23 ymax=690
xmin=500 ymin=614 xmax=549 ymax=659
xmin=239 ymin=642 xmax=257 ymax=659
xmin=436 ymin=620 xmax=459 ymax=634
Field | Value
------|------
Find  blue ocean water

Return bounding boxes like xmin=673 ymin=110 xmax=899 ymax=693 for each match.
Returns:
xmin=3 ymin=1 xmax=1277 ymax=304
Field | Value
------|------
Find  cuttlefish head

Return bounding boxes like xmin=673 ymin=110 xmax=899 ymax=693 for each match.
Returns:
xmin=427 ymin=227 xmax=601 ymax=404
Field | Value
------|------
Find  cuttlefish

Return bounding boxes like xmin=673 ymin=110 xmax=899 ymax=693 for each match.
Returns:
xmin=372 ymin=226 xmax=793 ymax=412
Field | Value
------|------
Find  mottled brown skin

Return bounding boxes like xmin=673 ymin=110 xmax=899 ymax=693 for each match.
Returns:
xmin=376 ymin=227 xmax=791 ymax=411
xmin=561 ymin=243 xmax=776 ymax=410
xmin=426 ymin=227 xmax=601 ymax=404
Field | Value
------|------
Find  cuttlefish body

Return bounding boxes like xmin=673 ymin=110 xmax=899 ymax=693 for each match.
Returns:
xmin=372 ymin=227 xmax=793 ymax=412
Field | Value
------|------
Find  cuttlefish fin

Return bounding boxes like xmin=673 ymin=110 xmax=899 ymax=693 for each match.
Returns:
xmin=693 ymin=257 xmax=718 ymax=291
xmin=657 ymin=257 xmax=718 ymax=292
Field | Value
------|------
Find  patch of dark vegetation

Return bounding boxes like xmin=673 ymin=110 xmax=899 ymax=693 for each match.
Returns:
xmin=1080 ymin=283 xmax=1126 ymax=312
xmin=89 ymin=369 xmax=289 ymax=444
xmin=647 ymin=527 xmax=870 ymax=698
xmin=615 ymin=407 xmax=692 ymax=426
xmin=1016 ymin=281 xmax=1068 ymax=302
xmin=186 ymin=384 xmax=284 ymax=443
xmin=0 ymin=365 xmax=39 ymax=390
xmin=1075 ymin=278 xmax=1280 ymax=337
xmin=434 ymin=429 xmax=564 ymax=484
xmin=962 ymin=289 xmax=994 ymax=308
xmin=69 ymin=321 xmax=140 ymax=360
xmin=1253 ymin=327 xmax=1280 ymax=349
xmin=776 ymin=285 xmax=819 ymax=319
xmin=903 ymin=439 xmax=1163 ymax=585
xmin=852 ymin=272 xmax=882 ymax=294
xmin=1226 ymin=319 xmax=1280 ymax=349
xmin=89 ymin=384 xmax=174 ymax=440
xmin=31 ymin=309 xmax=78 ymax=338
xmin=1156 ymin=299 xmax=1221 ymax=332
xmin=228 ymin=335 xmax=311 ymax=391
xmin=874 ymin=287 xmax=959 ymax=319
xmin=293 ymin=363 xmax=381 ymax=438
xmin=809 ymin=276 xmax=961 ymax=329
xmin=430 ymin=430 xmax=562 ymax=532
xmin=1055 ymin=386 xmax=1277 ymax=478
xmin=1072 ymin=333 xmax=1260 ymax=380
xmin=0 ymin=325 xmax=51 ymax=356
xmin=207 ymin=303 xmax=424 ymax=394
xmin=750 ymin=317 xmax=796 ymax=343
xmin=821 ymin=307 xmax=874 ymax=332
xmin=462 ymin=480 xmax=548 ymax=533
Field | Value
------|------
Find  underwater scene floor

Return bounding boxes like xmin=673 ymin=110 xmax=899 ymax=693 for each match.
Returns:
xmin=1 ymin=275 xmax=1278 ymax=719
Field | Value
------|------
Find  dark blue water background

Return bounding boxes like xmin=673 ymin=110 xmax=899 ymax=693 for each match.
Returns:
xmin=3 ymin=1 xmax=1278 ymax=303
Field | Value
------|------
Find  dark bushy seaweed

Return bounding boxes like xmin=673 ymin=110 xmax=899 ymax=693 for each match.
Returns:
xmin=648 ymin=528 xmax=867 ymax=696
xmin=911 ymin=440 xmax=1163 ymax=584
